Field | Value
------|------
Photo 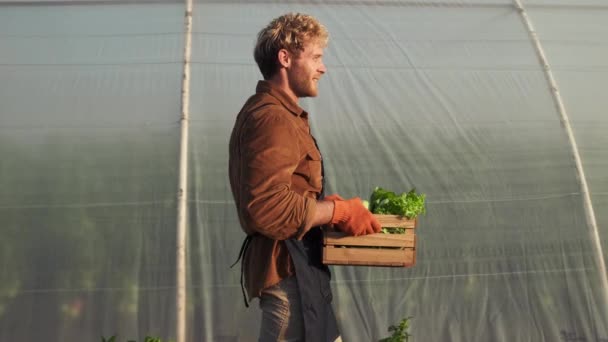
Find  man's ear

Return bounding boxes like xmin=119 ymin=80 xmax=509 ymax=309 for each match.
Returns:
xmin=277 ymin=48 xmax=291 ymax=68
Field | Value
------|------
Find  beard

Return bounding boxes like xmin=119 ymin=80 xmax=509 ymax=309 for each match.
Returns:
xmin=290 ymin=72 xmax=318 ymax=98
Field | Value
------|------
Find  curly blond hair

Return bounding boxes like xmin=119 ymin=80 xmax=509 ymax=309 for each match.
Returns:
xmin=254 ymin=13 xmax=329 ymax=79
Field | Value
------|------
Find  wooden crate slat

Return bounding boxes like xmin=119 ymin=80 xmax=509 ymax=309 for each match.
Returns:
xmin=374 ymin=214 xmax=416 ymax=228
xmin=324 ymin=231 xmax=414 ymax=248
xmin=322 ymin=214 xmax=419 ymax=267
xmin=323 ymin=246 xmax=415 ymax=267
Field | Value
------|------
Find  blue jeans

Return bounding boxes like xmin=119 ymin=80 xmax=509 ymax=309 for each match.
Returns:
xmin=258 ymin=276 xmax=342 ymax=342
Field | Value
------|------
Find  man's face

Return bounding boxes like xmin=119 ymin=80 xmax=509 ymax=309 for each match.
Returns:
xmin=287 ymin=41 xmax=327 ymax=98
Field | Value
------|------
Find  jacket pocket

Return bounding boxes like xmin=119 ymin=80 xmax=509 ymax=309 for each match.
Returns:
xmin=305 ymin=148 xmax=323 ymax=191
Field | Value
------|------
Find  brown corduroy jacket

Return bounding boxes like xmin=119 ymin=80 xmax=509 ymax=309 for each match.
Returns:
xmin=228 ymin=80 xmax=323 ymax=299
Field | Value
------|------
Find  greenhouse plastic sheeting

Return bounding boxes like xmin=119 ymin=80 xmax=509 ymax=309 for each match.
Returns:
xmin=0 ymin=3 xmax=184 ymax=341
xmin=1 ymin=1 xmax=607 ymax=341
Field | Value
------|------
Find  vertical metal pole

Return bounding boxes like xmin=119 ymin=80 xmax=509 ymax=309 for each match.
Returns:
xmin=177 ymin=0 xmax=193 ymax=341
xmin=513 ymin=0 xmax=608 ymax=307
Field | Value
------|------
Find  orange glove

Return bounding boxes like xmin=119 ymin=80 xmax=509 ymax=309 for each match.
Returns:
xmin=331 ymin=197 xmax=381 ymax=236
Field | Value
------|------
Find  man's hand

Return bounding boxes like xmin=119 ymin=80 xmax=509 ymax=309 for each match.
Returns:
xmin=331 ymin=196 xmax=381 ymax=236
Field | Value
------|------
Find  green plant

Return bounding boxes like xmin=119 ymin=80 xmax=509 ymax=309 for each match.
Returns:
xmin=369 ymin=187 xmax=426 ymax=219
xmin=367 ymin=187 xmax=426 ymax=234
xmin=379 ymin=317 xmax=413 ymax=342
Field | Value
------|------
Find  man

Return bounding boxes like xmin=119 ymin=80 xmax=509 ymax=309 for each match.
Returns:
xmin=229 ymin=13 xmax=381 ymax=342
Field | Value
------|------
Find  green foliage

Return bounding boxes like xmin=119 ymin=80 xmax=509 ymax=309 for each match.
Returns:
xmin=380 ymin=227 xmax=408 ymax=234
xmin=369 ymin=187 xmax=426 ymax=219
xmin=379 ymin=317 xmax=413 ymax=342
xmin=101 ymin=336 xmax=172 ymax=342
xmin=142 ymin=338 xmax=164 ymax=342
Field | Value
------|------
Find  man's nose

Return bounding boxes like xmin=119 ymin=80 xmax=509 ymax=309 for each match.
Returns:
xmin=319 ymin=62 xmax=327 ymax=74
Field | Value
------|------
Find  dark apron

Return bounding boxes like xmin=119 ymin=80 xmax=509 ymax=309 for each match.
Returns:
xmin=284 ymin=227 xmax=340 ymax=342
xmin=232 ymin=228 xmax=340 ymax=342
xmin=284 ymin=134 xmax=338 ymax=341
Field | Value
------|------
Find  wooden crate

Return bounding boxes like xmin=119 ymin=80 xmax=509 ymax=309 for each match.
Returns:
xmin=322 ymin=215 xmax=417 ymax=267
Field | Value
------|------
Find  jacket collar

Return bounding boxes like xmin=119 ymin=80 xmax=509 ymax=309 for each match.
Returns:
xmin=256 ymin=80 xmax=307 ymax=118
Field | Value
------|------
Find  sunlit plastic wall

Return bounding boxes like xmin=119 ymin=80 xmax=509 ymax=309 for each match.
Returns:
xmin=1 ymin=1 xmax=607 ymax=341
xmin=0 ymin=4 xmax=184 ymax=341
xmin=526 ymin=0 xmax=608 ymax=264
xmin=190 ymin=1 xmax=608 ymax=341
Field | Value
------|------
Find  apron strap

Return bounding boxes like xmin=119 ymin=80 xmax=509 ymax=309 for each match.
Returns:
xmin=310 ymin=134 xmax=325 ymax=200
xmin=230 ymin=234 xmax=255 ymax=307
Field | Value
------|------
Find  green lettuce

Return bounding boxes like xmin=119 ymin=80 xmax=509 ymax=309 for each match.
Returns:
xmin=369 ymin=187 xmax=426 ymax=219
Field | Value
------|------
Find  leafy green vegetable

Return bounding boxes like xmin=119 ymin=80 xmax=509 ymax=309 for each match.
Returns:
xmin=380 ymin=227 xmax=408 ymax=235
xmin=369 ymin=187 xmax=426 ymax=219
xmin=378 ymin=317 xmax=413 ymax=342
